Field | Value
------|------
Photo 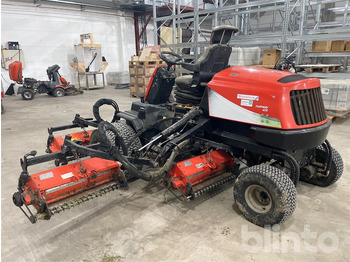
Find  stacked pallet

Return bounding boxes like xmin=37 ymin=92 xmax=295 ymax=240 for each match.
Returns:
xmin=320 ymin=79 xmax=350 ymax=118
xmin=129 ymin=46 xmax=165 ymax=97
xmin=296 ymin=64 xmax=341 ymax=73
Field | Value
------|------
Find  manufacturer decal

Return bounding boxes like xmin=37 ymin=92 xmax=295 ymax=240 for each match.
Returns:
xmin=184 ymin=161 xmax=192 ymax=167
xmin=256 ymin=105 xmax=269 ymax=112
xmin=209 ymin=89 xmax=281 ymax=128
xmin=61 ymin=172 xmax=74 ymax=179
xmin=258 ymin=115 xmax=282 ymax=128
xmin=39 ymin=172 xmax=54 ymax=180
xmin=196 ymin=163 xmax=204 ymax=168
xmin=237 ymin=94 xmax=259 ymax=101
xmin=241 ymin=100 xmax=253 ymax=107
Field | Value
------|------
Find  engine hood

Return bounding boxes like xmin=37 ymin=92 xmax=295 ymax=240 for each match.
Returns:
xmin=206 ymin=66 xmax=326 ymax=130
xmin=208 ymin=66 xmax=320 ymax=91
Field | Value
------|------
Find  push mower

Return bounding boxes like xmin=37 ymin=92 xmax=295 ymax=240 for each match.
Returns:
xmin=8 ymin=62 xmax=81 ymax=100
xmin=12 ymin=26 xmax=343 ymax=227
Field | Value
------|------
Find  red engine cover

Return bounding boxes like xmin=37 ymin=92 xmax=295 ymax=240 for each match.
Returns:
xmin=8 ymin=61 xmax=23 ymax=82
xmin=168 ymin=150 xmax=234 ymax=194
xmin=22 ymin=158 xmax=120 ymax=209
xmin=207 ymin=66 xmax=328 ymax=129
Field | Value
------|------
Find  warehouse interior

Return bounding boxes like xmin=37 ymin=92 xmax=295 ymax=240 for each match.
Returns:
xmin=1 ymin=0 xmax=350 ymax=261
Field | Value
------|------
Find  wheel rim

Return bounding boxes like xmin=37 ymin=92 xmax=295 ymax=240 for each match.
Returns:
xmin=245 ymin=185 xmax=272 ymax=213
xmin=56 ymin=89 xmax=64 ymax=97
xmin=23 ymin=92 xmax=32 ymax=99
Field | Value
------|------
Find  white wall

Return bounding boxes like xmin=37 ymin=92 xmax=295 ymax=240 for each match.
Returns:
xmin=1 ymin=1 xmax=138 ymax=88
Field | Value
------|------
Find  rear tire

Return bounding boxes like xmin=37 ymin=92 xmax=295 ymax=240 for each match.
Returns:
xmin=303 ymin=147 xmax=343 ymax=187
xmin=234 ymin=165 xmax=297 ymax=227
xmin=21 ymin=89 xmax=35 ymax=100
xmin=53 ymin=87 xmax=65 ymax=97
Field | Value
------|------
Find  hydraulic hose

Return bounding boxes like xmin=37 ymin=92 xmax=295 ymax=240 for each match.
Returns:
xmin=322 ymin=139 xmax=333 ymax=175
xmin=93 ymin=98 xmax=120 ymax=123
xmin=98 ymin=121 xmax=189 ymax=181
xmin=272 ymin=150 xmax=300 ymax=185
xmin=110 ymin=139 xmax=189 ymax=181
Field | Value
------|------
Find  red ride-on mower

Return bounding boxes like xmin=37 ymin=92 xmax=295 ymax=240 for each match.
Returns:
xmin=12 ymin=26 xmax=343 ymax=227
xmin=8 ymin=62 xmax=81 ymax=100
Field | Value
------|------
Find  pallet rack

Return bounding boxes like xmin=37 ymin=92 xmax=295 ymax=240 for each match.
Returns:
xmin=151 ymin=0 xmax=350 ymax=69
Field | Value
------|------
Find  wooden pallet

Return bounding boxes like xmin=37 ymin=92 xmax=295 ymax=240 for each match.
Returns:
xmin=326 ymin=109 xmax=350 ymax=119
xmin=128 ymin=60 xmax=165 ymax=66
xmin=296 ymin=64 xmax=341 ymax=73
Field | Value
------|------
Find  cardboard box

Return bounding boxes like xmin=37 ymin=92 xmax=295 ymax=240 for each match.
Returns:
xmin=312 ymin=41 xmax=332 ymax=52
xmin=137 ymin=66 xmax=144 ymax=75
xmin=139 ymin=46 xmax=161 ymax=61
xmin=136 ymin=76 xmax=151 ymax=86
xmin=129 ymin=65 xmax=137 ymax=75
xmin=137 ymin=65 xmax=156 ymax=76
xmin=130 ymin=84 xmax=137 ymax=94
xmin=262 ymin=49 xmax=281 ymax=65
xmin=130 ymin=76 xmax=137 ymax=85
xmin=150 ymin=53 xmax=160 ymax=60
xmin=345 ymin=41 xmax=350 ymax=51
xmin=136 ymin=76 xmax=143 ymax=86
xmin=138 ymin=86 xmax=146 ymax=95
xmin=131 ymin=55 xmax=139 ymax=62
xmin=331 ymin=40 xmax=346 ymax=52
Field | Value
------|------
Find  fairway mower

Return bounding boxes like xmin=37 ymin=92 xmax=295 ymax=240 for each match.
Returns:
xmin=12 ymin=26 xmax=343 ymax=227
xmin=9 ymin=62 xmax=81 ymax=100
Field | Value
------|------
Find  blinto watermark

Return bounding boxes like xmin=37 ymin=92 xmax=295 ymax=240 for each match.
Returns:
xmin=242 ymin=224 xmax=339 ymax=253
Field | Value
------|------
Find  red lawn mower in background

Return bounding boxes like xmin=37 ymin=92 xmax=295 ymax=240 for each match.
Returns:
xmin=12 ymin=26 xmax=343 ymax=227
xmin=8 ymin=61 xmax=81 ymax=100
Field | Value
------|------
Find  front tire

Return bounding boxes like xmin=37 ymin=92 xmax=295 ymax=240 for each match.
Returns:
xmin=53 ymin=87 xmax=65 ymax=97
xmin=91 ymin=122 xmax=142 ymax=180
xmin=90 ymin=122 xmax=141 ymax=156
xmin=21 ymin=89 xmax=35 ymax=100
xmin=234 ymin=165 xmax=297 ymax=227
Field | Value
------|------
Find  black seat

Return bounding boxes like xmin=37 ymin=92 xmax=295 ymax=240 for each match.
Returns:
xmin=46 ymin=65 xmax=61 ymax=85
xmin=174 ymin=25 xmax=238 ymax=104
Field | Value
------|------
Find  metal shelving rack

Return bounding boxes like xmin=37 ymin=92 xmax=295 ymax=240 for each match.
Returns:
xmin=152 ymin=0 xmax=350 ymax=70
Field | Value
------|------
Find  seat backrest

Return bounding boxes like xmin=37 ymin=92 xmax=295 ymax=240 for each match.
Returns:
xmin=198 ymin=44 xmax=232 ymax=73
xmin=191 ymin=45 xmax=232 ymax=84
xmin=46 ymin=65 xmax=60 ymax=84
xmin=179 ymin=25 xmax=237 ymax=85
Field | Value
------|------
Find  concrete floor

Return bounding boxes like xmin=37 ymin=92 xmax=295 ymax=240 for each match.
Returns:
xmin=1 ymin=86 xmax=350 ymax=262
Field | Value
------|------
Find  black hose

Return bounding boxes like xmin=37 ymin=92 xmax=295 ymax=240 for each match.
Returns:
xmin=322 ymin=139 xmax=333 ymax=175
xmin=98 ymin=121 xmax=189 ymax=181
xmin=93 ymin=99 xmax=119 ymax=123
xmin=272 ymin=150 xmax=300 ymax=185
xmin=110 ymin=139 xmax=189 ymax=181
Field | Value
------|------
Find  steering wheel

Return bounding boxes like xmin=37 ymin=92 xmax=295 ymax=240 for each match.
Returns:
xmin=158 ymin=51 xmax=184 ymax=69
xmin=274 ymin=57 xmax=296 ymax=73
